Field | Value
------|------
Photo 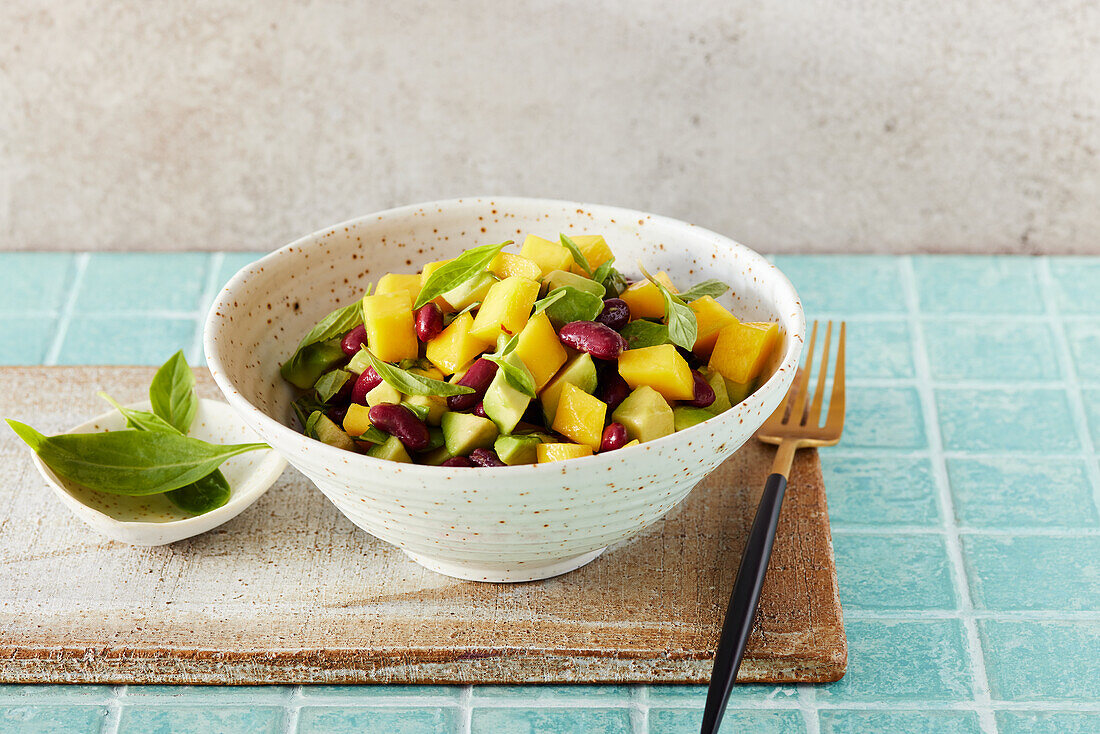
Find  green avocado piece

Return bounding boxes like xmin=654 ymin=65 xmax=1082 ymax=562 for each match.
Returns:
xmin=402 ymin=394 xmax=447 ymax=425
xmin=701 ymin=368 xmax=732 ymax=415
xmin=282 ymin=339 xmax=346 ymax=389
xmin=366 ymin=381 xmax=403 ymax=407
xmin=367 ymin=434 xmax=412 ymax=463
xmin=673 ymin=406 xmax=714 ymax=432
xmin=611 ymin=386 xmax=674 ymax=443
xmin=442 ymin=271 xmax=496 ymax=310
xmin=305 ymin=411 xmax=356 ymax=451
xmin=494 ymin=434 xmax=542 ymax=465
xmin=539 ymin=352 xmax=598 ymax=424
xmin=421 ymin=445 xmax=455 ymax=465
xmin=482 ymin=354 xmax=532 ymax=435
xmin=441 ymin=411 xmax=499 ymax=456
xmin=724 ymin=377 xmax=754 ymax=406
xmin=543 ymin=270 xmax=605 ymax=299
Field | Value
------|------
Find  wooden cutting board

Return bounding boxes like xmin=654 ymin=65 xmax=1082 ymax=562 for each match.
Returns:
xmin=0 ymin=367 xmax=846 ymax=685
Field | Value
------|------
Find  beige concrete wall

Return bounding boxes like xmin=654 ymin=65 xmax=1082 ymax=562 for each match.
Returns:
xmin=2 ymin=1 xmax=1097 ymax=254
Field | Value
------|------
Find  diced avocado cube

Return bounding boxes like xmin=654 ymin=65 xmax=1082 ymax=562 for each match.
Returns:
xmin=539 ymin=352 xmax=598 ymax=424
xmin=701 ymin=367 xmax=732 ymax=415
xmin=494 ymin=434 xmax=542 ymax=465
xmin=402 ymin=394 xmax=447 ymax=425
xmin=366 ymin=381 xmax=402 ymax=407
xmin=441 ymin=271 xmax=497 ymax=311
xmin=421 ymin=445 xmax=455 ymax=466
xmin=483 ymin=354 xmax=532 ymax=435
xmin=543 ymin=270 xmax=605 ymax=299
xmin=423 ymin=426 xmax=445 ymax=451
xmin=346 ymin=347 xmax=371 ymax=375
xmin=440 ymin=411 xmax=499 ymax=456
xmin=611 ymin=386 xmax=674 ymax=443
xmin=673 ymin=406 xmax=714 ymax=432
xmin=282 ymin=339 xmax=346 ymax=389
xmin=305 ymin=411 xmax=356 ymax=451
xmin=724 ymin=377 xmax=754 ymax=406
xmin=367 ymin=434 xmax=412 ymax=463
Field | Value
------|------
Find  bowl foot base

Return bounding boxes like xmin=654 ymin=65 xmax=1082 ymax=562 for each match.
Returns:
xmin=402 ymin=547 xmax=606 ymax=583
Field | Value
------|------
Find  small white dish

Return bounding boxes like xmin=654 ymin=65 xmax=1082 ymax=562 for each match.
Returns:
xmin=30 ymin=398 xmax=287 ymax=546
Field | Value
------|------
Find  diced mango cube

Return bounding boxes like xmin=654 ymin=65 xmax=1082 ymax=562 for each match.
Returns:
xmin=537 ymin=442 xmax=593 ymax=463
xmin=366 ymin=381 xmax=402 ymax=407
xmin=708 ymin=321 xmax=780 ymax=384
xmin=470 ymin=276 xmax=540 ymax=343
xmin=361 ymin=292 xmax=418 ymax=362
xmin=342 ymin=403 xmax=373 ymax=437
xmin=376 ymin=273 xmax=422 ymax=304
xmin=490 ymin=252 xmax=542 ymax=281
xmin=552 ymin=383 xmax=607 ymax=450
xmin=618 ymin=344 xmax=695 ymax=401
xmin=690 ymin=296 xmax=739 ymax=357
xmin=419 ymin=259 xmax=452 ymax=309
xmin=619 ymin=271 xmax=678 ymax=320
xmin=425 ymin=311 xmax=492 ymax=375
xmin=515 ymin=312 xmax=567 ymax=391
xmin=519 ymin=235 xmax=574 ymax=277
xmin=568 ymin=235 xmax=614 ymax=276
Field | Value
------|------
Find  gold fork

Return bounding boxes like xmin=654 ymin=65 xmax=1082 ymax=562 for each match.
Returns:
xmin=701 ymin=320 xmax=847 ymax=734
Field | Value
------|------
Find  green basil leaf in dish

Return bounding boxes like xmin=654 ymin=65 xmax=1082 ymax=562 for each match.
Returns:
xmin=401 ymin=401 xmax=431 ymax=422
xmin=358 ymin=425 xmax=390 ymax=445
xmin=620 ymin=320 xmax=671 ymax=349
xmin=600 ymin=265 xmax=629 ymax=298
xmin=542 ymin=286 xmax=604 ymax=326
xmin=292 ymin=393 xmax=327 ymax=429
xmin=531 ymin=288 xmax=569 ymax=316
xmin=414 ymin=240 xmax=511 ymax=309
xmin=98 ymin=393 xmax=179 ymax=434
xmin=484 ymin=337 xmax=537 ymax=399
xmin=639 ymin=264 xmax=697 ymax=351
xmin=165 ymin=470 xmax=231 ymax=515
xmin=279 ymin=295 xmax=368 ymax=389
xmin=558 ymin=233 xmax=592 ymax=276
xmin=149 ymin=350 xmax=199 ymax=434
xmin=314 ymin=369 xmax=352 ymax=403
xmin=360 ymin=349 xmax=475 ymax=397
xmin=6 ymin=419 xmax=266 ymax=496
xmin=677 ymin=279 xmax=730 ymax=302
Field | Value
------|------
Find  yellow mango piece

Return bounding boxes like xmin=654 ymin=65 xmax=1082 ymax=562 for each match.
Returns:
xmin=490 ymin=252 xmax=542 ymax=281
xmin=519 ymin=235 xmax=574 ymax=277
xmin=552 ymin=383 xmax=607 ymax=450
xmin=708 ymin=321 xmax=780 ymax=384
xmin=361 ymin=292 xmax=418 ymax=363
xmin=537 ymin=442 xmax=593 ymax=463
xmin=618 ymin=344 xmax=695 ymax=401
xmin=619 ymin=271 xmax=678 ymax=320
xmin=690 ymin=296 xmax=739 ymax=357
xmin=419 ymin=259 xmax=452 ymax=310
xmin=515 ymin=312 xmax=567 ymax=391
xmin=425 ymin=311 xmax=492 ymax=375
xmin=376 ymin=273 xmax=422 ymax=304
xmin=624 ymin=439 xmax=640 ymax=448
xmin=568 ymin=235 xmax=614 ymax=276
xmin=342 ymin=403 xmax=373 ymax=437
xmin=469 ymin=276 xmax=540 ymax=343
xmin=409 ymin=364 xmax=445 ymax=381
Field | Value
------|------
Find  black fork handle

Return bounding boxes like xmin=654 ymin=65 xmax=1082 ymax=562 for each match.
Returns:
xmin=700 ymin=472 xmax=788 ymax=734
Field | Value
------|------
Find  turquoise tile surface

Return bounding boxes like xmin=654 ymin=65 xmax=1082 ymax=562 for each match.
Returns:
xmin=648 ymin=708 xmax=806 ymax=734
xmin=1066 ymin=320 xmax=1100 ymax=383
xmin=936 ymin=388 xmax=1079 ymax=452
xmin=817 ymin=620 xmax=973 ymax=702
xmin=117 ymin=705 xmax=284 ymax=734
xmin=0 ymin=253 xmax=75 ymax=313
xmin=947 ymin=457 xmax=1099 ymax=527
xmin=832 ymin=533 xmax=957 ymax=610
xmin=923 ymin=319 xmax=1060 ymax=382
xmin=0 ymin=686 xmax=113 ymax=702
xmin=818 ymin=710 xmax=981 ymax=734
xmin=996 ymin=711 xmax=1100 ymax=733
xmin=771 ymin=255 xmax=905 ymax=315
xmin=58 ymin=315 xmax=197 ymax=365
xmin=963 ymin=535 xmax=1100 ymax=610
xmin=123 ymin=685 xmax=290 ymax=702
xmin=1048 ymin=257 xmax=1100 ymax=315
xmin=0 ymin=705 xmax=106 ymax=734
xmin=840 ymin=319 xmax=915 ymax=379
xmin=298 ymin=706 xmax=461 ymax=733
xmin=75 ymin=253 xmax=210 ymax=313
xmin=645 ymin=685 xmax=796 ymax=706
xmin=1083 ymin=388 xmax=1100 ymax=446
xmin=0 ymin=317 xmax=57 ymax=364
xmin=842 ymin=387 xmax=926 ymax=449
xmin=471 ymin=685 xmax=633 ymax=701
xmin=299 ymin=685 xmax=462 ymax=700
xmin=980 ymin=620 xmax=1100 ymax=700
xmin=821 ymin=455 xmax=940 ymax=526
xmin=470 ymin=708 xmax=633 ymax=734
xmin=913 ymin=256 xmax=1043 ymax=314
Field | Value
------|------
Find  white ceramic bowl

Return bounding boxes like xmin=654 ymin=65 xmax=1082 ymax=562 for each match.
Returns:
xmin=204 ymin=198 xmax=804 ymax=582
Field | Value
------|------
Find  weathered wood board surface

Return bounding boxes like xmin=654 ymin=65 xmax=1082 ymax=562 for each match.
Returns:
xmin=0 ymin=367 xmax=846 ymax=684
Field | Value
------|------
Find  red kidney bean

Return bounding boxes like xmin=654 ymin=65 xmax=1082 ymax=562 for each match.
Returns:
xmin=351 ymin=367 xmax=382 ymax=404
xmin=415 ymin=303 xmax=444 ymax=342
xmin=687 ymin=370 xmax=716 ymax=408
xmin=473 ymin=402 xmax=487 ymax=418
xmin=441 ymin=456 xmax=473 ymax=467
xmin=341 ymin=324 xmax=369 ymax=356
xmin=600 ymin=422 xmax=628 ymax=452
xmin=600 ymin=372 xmax=631 ymax=413
xmin=326 ymin=403 xmax=350 ymax=426
xmin=446 ymin=358 xmax=498 ymax=411
xmin=595 ymin=298 xmax=630 ymax=331
xmin=368 ymin=404 xmax=430 ymax=450
xmin=469 ymin=448 xmax=506 ymax=467
xmin=558 ymin=321 xmax=628 ymax=360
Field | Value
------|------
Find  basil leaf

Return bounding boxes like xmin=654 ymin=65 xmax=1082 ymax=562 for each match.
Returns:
xmin=165 ymin=470 xmax=231 ymax=515
xmin=531 ymin=289 xmax=568 ymax=316
xmin=677 ymin=279 xmax=730 ymax=302
xmin=314 ymin=369 xmax=351 ymax=403
xmin=619 ymin=320 xmax=671 ymax=349
xmin=487 ymin=356 xmax=537 ymax=398
xmin=281 ymin=339 xmax=346 ymax=390
xmin=294 ymin=300 xmax=364 ymax=352
xmin=414 ymin=241 xmax=511 ymax=309
xmin=303 ymin=411 xmax=324 ymax=440
xmin=98 ymin=393 xmax=178 ymax=434
xmin=639 ymin=264 xmax=697 ymax=351
xmin=360 ymin=349 xmax=475 ymax=397
xmin=149 ymin=350 xmax=198 ymax=434
xmin=358 ymin=426 xmax=389 ymax=444
xmin=542 ymin=286 xmax=603 ymax=326
xmin=401 ymin=401 xmax=431 ymax=422
xmin=591 ymin=258 xmax=615 ymax=286
xmin=293 ymin=393 xmax=326 ymax=429
xmin=6 ymin=420 xmax=267 ymax=496
xmin=600 ymin=266 xmax=629 ymax=298
xmin=559 ymin=233 xmax=591 ymax=276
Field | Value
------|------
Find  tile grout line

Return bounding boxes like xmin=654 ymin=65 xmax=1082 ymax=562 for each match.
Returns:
xmin=900 ymin=256 xmax=999 ymax=734
xmin=797 ymin=683 xmax=820 ymax=734
xmin=282 ymin=685 xmax=303 ymax=734
xmin=102 ymin=684 xmax=126 ymax=734
xmin=1035 ymin=258 xmax=1100 ymax=525
xmin=189 ymin=252 xmax=225 ymax=365
xmin=43 ymin=252 xmax=89 ymax=365
xmin=459 ymin=685 xmax=473 ymax=734
xmin=634 ymin=684 xmax=650 ymax=734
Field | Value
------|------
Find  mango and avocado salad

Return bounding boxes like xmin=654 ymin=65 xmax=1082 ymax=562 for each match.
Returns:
xmin=280 ymin=234 xmax=779 ymax=467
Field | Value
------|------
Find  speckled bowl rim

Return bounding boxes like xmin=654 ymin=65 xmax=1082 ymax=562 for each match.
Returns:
xmin=204 ymin=197 xmax=805 ymax=477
